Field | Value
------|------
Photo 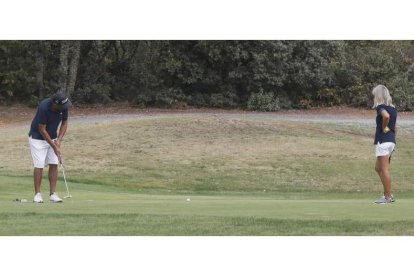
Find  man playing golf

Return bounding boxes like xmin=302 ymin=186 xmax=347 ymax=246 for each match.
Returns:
xmin=372 ymin=85 xmax=397 ymax=204
xmin=28 ymin=90 xmax=72 ymax=203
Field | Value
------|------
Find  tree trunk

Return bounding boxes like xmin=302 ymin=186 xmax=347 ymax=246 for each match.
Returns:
xmin=59 ymin=41 xmax=70 ymax=93
xmin=59 ymin=40 xmax=81 ymax=98
xmin=35 ymin=41 xmax=44 ymax=99
xmin=67 ymin=41 xmax=81 ymax=99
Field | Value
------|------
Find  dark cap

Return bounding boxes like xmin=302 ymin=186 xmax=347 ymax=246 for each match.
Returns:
xmin=52 ymin=91 xmax=72 ymax=109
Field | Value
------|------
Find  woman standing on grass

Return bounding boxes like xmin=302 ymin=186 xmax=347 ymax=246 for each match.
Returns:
xmin=372 ymin=85 xmax=397 ymax=204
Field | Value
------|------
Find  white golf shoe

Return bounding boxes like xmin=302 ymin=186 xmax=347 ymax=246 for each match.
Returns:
xmin=374 ymin=195 xmax=394 ymax=204
xmin=49 ymin=193 xmax=63 ymax=203
xmin=33 ymin=193 xmax=44 ymax=203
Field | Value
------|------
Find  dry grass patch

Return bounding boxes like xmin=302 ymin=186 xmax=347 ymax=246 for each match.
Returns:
xmin=1 ymin=115 xmax=414 ymax=193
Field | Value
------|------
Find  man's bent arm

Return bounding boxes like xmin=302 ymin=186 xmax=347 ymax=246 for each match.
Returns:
xmin=57 ymin=120 xmax=68 ymax=142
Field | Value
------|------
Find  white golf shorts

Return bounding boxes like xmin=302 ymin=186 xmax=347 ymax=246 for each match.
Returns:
xmin=29 ymin=137 xmax=59 ymax=168
xmin=375 ymin=142 xmax=395 ymax=157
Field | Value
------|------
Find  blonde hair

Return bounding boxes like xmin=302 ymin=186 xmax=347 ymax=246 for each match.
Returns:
xmin=372 ymin=85 xmax=394 ymax=108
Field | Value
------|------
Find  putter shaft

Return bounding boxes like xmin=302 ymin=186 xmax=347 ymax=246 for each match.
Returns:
xmin=60 ymin=163 xmax=72 ymax=198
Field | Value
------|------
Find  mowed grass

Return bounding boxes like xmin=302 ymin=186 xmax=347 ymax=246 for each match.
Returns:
xmin=1 ymin=113 xmax=414 ymax=235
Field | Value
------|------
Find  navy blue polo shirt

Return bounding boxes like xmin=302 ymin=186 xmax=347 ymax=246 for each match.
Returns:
xmin=29 ymin=98 xmax=68 ymax=140
xmin=374 ymin=104 xmax=397 ymax=145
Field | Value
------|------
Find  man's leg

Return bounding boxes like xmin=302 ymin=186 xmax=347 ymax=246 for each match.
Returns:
xmin=49 ymin=164 xmax=58 ymax=195
xmin=34 ymin=167 xmax=43 ymax=194
xmin=29 ymin=137 xmax=47 ymax=195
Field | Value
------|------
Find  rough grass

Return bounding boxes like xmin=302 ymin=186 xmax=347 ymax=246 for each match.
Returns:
xmin=67 ymin=118 xmax=414 ymax=193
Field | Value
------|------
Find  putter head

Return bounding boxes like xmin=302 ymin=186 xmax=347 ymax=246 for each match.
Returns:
xmin=64 ymin=195 xmax=73 ymax=199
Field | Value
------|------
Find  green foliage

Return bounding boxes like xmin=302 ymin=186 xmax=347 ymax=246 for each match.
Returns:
xmin=342 ymin=85 xmax=373 ymax=108
xmin=390 ymin=76 xmax=414 ymax=111
xmin=297 ymin=99 xmax=313 ymax=109
xmin=28 ymin=95 xmax=40 ymax=108
xmin=316 ymin=88 xmax=342 ymax=106
xmin=247 ymin=90 xmax=281 ymax=111
xmin=73 ymin=83 xmax=112 ymax=104
xmin=146 ymin=41 xmax=294 ymax=109
xmin=1 ymin=40 xmax=414 ymax=111
xmin=0 ymin=41 xmax=38 ymax=102
xmin=331 ymin=41 xmax=403 ymax=108
xmin=133 ymin=87 xmax=186 ymax=108
xmin=208 ymin=91 xmax=237 ymax=108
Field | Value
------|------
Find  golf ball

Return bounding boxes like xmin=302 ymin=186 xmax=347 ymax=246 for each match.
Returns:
xmin=186 ymin=198 xmax=191 ymax=202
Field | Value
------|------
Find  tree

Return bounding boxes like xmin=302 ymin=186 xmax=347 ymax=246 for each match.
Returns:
xmin=34 ymin=41 xmax=45 ymax=99
xmin=58 ymin=41 xmax=81 ymax=98
xmin=0 ymin=41 xmax=37 ymax=102
xmin=59 ymin=41 xmax=70 ymax=93
xmin=67 ymin=41 xmax=81 ymax=99
xmin=1 ymin=40 xmax=414 ymax=110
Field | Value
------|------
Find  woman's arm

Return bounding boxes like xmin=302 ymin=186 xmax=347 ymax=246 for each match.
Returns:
xmin=380 ymin=109 xmax=390 ymax=133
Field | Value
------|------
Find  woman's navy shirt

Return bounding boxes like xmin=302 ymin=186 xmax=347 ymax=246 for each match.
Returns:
xmin=374 ymin=104 xmax=397 ymax=145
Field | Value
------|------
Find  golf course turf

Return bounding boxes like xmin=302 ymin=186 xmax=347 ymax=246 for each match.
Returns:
xmin=1 ymin=111 xmax=414 ymax=235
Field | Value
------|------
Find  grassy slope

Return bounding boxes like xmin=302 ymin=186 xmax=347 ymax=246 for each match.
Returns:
xmin=1 ymin=115 xmax=414 ymax=235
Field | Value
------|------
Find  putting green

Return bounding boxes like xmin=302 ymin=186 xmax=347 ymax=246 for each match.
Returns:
xmin=1 ymin=176 xmax=414 ymax=235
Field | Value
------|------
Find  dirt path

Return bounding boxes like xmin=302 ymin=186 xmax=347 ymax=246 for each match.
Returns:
xmin=2 ymin=105 xmax=414 ymax=129
xmin=66 ymin=107 xmax=414 ymax=131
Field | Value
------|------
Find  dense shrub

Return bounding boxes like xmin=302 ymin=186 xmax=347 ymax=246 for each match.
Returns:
xmin=1 ymin=41 xmax=414 ymax=111
xmin=390 ymin=77 xmax=414 ymax=111
xmin=73 ymin=84 xmax=112 ymax=104
xmin=247 ymin=90 xmax=281 ymax=111
xmin=316 ymin=88 xmax=343 ymax=106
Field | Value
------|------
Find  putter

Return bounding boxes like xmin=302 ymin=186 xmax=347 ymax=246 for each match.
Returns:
xmin=60 ymin=163 xmax=72 ymax=198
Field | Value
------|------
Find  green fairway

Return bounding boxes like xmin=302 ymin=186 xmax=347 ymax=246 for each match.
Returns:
xmin=1 ymin=113 xmax=414 ymax=235
xmin=2 ymin=175 xmax=414 ymax=235
xmin=1 ymin=175 xmax=414 ymax=235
